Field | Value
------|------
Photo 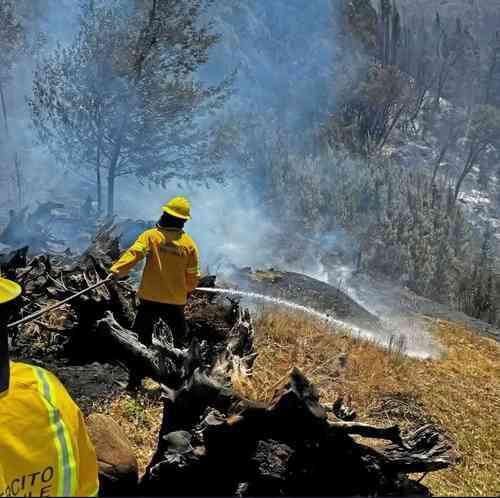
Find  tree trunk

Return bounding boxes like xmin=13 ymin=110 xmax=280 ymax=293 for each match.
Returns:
xmin=0 ymin=82 xmax=23 ymax=209
xmin=95 ymin=109 xmax=103 ymax=214
xmin=0 ymin=81 xmax=9 ymax=136
xmin=432 ymin=142 xmax=451 ymax=185
xmin=5 ymin=230 xmax=460 ymax=497
xmin=96 ymin=124 xmax=103 ymax=214
xmin=140 ymin=366 xmax=458 ymax=497
xmin=107 ymin=168 xmax=116 ymax=217
xmin=105 ymin=94 xmax=129 ymax=216
xmin=96 ymin=312 xmax=196 ymax=388
xmin=104 ymin=0 xmax=159 ymax=217
xmin=484 ymin=40 xmax=499 ymax=105
xmin=434 ymin=64 xmax=446 ymax=113
xmin=96 ymin=161 xmax=102 ymax=215
xmin=454 ymin=147 xmax=480 ymax=201
xmin=378 ymin=102 xmax=406 ymax=151
xmin=13 ymin=153 xmax=23 ymax=209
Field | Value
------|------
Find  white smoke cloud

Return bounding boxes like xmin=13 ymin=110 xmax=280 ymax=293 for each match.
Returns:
xmin=114 ymin=178 xmax=281 ymax=272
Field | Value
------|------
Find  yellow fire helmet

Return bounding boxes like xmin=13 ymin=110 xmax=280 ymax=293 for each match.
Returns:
xmin=162 ymin=196 xmax=191 ymax=220
xmin=0 ymin=277 xmax=21 ymax=305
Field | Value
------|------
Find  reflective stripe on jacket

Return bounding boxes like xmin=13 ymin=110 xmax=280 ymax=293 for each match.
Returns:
xmin=0 ymin=362 xmax=99 ymax=497
xmin=110 ymin=226 xmax=201 ymax=305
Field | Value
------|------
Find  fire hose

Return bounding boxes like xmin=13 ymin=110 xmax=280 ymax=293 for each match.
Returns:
xmin=6 ymin=275 xmax=217 ymax=329
xmin=7 ymin=273 xmax=114 ymax=329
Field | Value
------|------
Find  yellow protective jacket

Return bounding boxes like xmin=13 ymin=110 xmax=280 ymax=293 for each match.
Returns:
xmin=0 ymin=362 xmax=99 ymax=497
xmin=110 ymin=226 xmax=201 ymax=305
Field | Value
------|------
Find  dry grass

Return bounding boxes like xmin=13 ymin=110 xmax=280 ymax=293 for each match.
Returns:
xmin=89 ymin=380 xmax=163 ymax=475
xmin=237 ymin=311 xmax=500 ymax=497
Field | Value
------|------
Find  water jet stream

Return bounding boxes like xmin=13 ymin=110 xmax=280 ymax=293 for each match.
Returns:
xmin=196 ymin=286 xmax=430 ymax=358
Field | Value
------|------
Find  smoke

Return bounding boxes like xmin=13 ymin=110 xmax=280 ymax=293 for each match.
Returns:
xmin=1 ymin=0 xmax=339 ymax=264
xmin=107 ymin=0 xmax=340 ymax=272
xmin=115 ymin=180 xmax=282 ymax=272
xmin=0 ymin=0 xmax=80 ymax=216
xmin=0 ymin=0 xmax=441 ymax=357
xmin=2 ymin=0 xmax=339 ymax=227
xmin=204 ymin=0 xmax=337 ymax=132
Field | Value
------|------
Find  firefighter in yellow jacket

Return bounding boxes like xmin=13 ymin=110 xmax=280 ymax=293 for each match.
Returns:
xmin=0 ymin=276 xmax=99 ymax=497
xmin=110 ymin=196 xmax=201 ymax=390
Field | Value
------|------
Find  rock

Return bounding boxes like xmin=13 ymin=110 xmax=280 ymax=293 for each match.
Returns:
xmin=86 ymin=413 xmax=139 ymax=496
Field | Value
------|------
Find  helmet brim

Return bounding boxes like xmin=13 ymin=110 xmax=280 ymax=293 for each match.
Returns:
xmin=162 ymin=206 xmax=191 ymax=220
xmin=0 ymin=278 xmax=22 ymax=304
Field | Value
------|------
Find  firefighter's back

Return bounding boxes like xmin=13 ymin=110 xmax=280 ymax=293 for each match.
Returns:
xmin=138 ymin=226 xmax=199 ymax=305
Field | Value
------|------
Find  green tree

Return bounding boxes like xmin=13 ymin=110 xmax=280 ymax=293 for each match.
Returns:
xmin=0 ymin=0 xmax=23 ymax=135
xmin=340 ymin=0 xmax=378 ymax=54
xmin=30 ymin=0 xmax=231 ymax=215
xmin=454 ymin=105 xmax=500 ymax=201
xmin=0 ymin=0 xmax=25 ymax=207
xmin=483 ymin=31 xmax=500 ymax=107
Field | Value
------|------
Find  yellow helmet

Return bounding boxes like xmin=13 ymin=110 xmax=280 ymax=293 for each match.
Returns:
xmin=162 ymin=196 xmax=191 ymax=220
xmin=0 ymin=277 xmax=21 ymax=305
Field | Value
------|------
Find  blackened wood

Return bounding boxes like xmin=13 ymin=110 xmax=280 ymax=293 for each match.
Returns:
xmin=96 ymin=312 xmax=189 ymax=387
xmin=377 ymin=424 xmax=459 ymax=472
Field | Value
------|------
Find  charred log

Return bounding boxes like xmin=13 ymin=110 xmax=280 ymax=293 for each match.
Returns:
xmin=140 ymin=368 xmax=458 ymax=497
xmin=376 ymin=424 xmax=458 ymax=473
xmin=93 ymin=312 xmax=221 ymax=390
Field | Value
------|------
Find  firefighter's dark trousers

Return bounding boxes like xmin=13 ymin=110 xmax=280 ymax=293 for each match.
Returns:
xmin=128 ymin=299 xmax=188 ymax=390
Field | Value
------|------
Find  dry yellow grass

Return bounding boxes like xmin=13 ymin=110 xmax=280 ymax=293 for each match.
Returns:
xmin=237 ymin=311 xmax=500 ymax=497
xmin=90 ymin=380 xmax=163 ymax=474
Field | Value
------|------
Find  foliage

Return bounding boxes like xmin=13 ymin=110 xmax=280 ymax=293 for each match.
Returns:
xmin=30 ymin=0 xmax=232 ymax=214
xmin=333 ymin=2 xmax=480 ymax=154
xmin=322 ymin=64 xmax=415 ymax=155
xmin=340 ymin=0 xmax=378 ymax=53
xmin=261 ymin=143 xmax=500 ymax=324
xmin=0 ymin=0 xmax=24 ymax=84
xmin=454 ymin=105 xmax=500 ymax=200
xmin=332 ymin=0 xmax=490 ymax=161
xmin=0 ymin=1 xmax=26 ymax=209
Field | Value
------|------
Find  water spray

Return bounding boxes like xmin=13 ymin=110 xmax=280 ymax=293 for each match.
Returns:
xmin=195 ymin=287 xmax=434 ymax=360
xmin=5 ymin=280 xmax=430 ymax=359
xmin=195 ymin=287 xmax=376 ymax=339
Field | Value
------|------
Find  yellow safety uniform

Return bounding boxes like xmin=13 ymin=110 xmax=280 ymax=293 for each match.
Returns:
xmin=110 ymin=226 xmax=200 ymax=305
xmin=0 ymin=362 xmax=99 ymax=497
